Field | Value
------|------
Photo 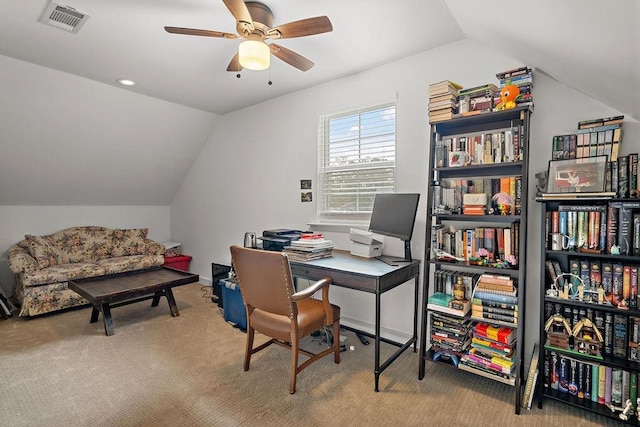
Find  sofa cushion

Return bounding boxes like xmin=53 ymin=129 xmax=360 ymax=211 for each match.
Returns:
xmin=21 ymin=263 xmax=106 ymax=287
xmin=52 ymin=226 xmax=115 ymax=264
xmin=25 ymin=235 xmax=59 ymax=269
xmin=112 ymin=228 xmax=148 ymax=257
xmin=97 ymin=254 xmax=165 ymax=275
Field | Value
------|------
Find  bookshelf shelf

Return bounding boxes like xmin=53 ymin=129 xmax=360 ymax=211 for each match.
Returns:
xmin=418 ymin=106 xmax=532 ymax=415
xmin=545 ymin=389 xmax=640 ymax=425
xmin=537 ymin=197 xmax=640 ymax=424
xmin=428 ymin=258 xmax=519 ymax=275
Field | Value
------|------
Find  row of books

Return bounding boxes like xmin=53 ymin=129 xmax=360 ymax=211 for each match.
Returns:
xmin=431 ymin=270 xmax=478 ymax=298
xmin=433 ymin=127 xmax=524 ymax=167
xmin=458 ymin=83 xmax=497 ymax=115
xmin=545 ymin=301 xmax=640 ymax=361
xmin=544 ymin=350 xmax=638 ymax=408
xmin=433 ymin=176 xmax=522 ymax=215
xmin=431 ymin=224 xmax=519 ymax=265
xmin=546 ymin=256 xmax=640 ymax=311
xmin=496 ymin=66 xmax=534 ymax=110
xmin=551 ymin=116 xmax=624 ymax=162
xmin=609 ymin=153 xmax=639 ymax=198
xmin=545 ymin=200 xmax=640 ymax=256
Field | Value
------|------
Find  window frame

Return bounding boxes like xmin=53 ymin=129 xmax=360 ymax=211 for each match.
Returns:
xmin=317 ymin=102 xmax=397 ymax=222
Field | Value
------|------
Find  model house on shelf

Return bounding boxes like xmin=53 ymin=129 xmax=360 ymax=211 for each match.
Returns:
xmin=572 ymin=318 xmax=603 ymax=357
xmin=544 ymin=314 xmax=572 ymax=349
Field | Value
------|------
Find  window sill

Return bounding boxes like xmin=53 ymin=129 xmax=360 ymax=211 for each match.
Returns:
xmin=306 ymin=222 xmax=369 ymax=233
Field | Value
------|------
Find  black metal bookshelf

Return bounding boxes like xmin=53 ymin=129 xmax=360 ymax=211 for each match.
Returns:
xmin=418 ymin=106 xmax=532 ymax=415
xmin=537 ymin=196 xmax=640 ymax=425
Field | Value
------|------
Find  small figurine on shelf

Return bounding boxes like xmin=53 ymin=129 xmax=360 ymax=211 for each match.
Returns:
xmin=620 ymin=399 xmax=634 ymax=421
xmin=452 ymin=276 xmax=468 ymax=303
xmin=491 ymin=192 xmax=513 ymax=215
xmin=449 ymin=276 xmax=469 ymax=311
xmin=475 ymin=248 xmax=490 ymax=265
xmin=495 ymin=82 xmax=521 ymax=111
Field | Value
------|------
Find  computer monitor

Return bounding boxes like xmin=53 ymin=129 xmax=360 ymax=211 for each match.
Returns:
xmin=368 ymin=193 xmax=420 ymax=265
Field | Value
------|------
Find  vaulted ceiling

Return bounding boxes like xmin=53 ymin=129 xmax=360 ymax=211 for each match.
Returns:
xmin=1 ymin=0 xmax=637 ymax=119
xmin=0 ymin=0 xmax=637 ymax=207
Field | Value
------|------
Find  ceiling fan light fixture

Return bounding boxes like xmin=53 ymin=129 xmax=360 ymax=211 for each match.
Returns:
xmin=238 ymin=39 xmax=270 ymax=70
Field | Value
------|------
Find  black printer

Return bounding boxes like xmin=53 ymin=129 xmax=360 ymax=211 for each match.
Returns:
xmin=259 ymin=229 xmax=305 ymax=251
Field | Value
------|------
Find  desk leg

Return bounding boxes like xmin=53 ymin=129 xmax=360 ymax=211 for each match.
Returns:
xmin=165 ymin=288 xmax=180 ymax=317
xmin=413 ymin=276 xmax=419 ymax=352
xmin=374 ymin=291 xmax=381 ymax=392
xmin=101 ymin=304 xmax=115 ymax=336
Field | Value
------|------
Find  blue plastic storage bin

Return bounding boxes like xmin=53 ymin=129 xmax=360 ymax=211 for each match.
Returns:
xmin=220 ymin=279 xmax=247 ymax=331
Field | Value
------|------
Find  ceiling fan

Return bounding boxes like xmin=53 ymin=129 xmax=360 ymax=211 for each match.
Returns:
xmin=165 ymin=0 xmax=333 ymax=72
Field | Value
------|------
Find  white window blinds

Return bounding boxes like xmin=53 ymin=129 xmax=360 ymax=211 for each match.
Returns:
xmin=317 ymin=103 xmax=396 ymax=220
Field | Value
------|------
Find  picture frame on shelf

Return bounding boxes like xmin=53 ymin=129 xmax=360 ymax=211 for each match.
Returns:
xmin=545 ymin=156 xmax=607 ymax=194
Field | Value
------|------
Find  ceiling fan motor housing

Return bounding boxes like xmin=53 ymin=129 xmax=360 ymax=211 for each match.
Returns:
xmin=240 ymin=2 xmax=274 ymax=36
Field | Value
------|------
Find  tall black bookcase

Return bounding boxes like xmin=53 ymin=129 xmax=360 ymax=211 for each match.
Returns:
xmin=418 ymin=106 xmax=531 ymax=415
xmin=537 ymin=196 xmax=640 ymax=424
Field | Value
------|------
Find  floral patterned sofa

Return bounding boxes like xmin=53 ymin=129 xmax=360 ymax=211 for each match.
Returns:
xmin=7 ymin=226 xmax=165 ymax=317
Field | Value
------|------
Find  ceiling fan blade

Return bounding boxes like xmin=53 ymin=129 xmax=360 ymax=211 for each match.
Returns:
xmin=222 ymin=0 xmax=254 ymax=30
xmin=269 ymin=16 xmax=332 ymax=39
xmin=269 ymin=43 xmax=314 ymax=72
xmin=227 ymin=52 xmax=243 ymax=72
xmin=165 ymin=26 xmax=237 ymax=39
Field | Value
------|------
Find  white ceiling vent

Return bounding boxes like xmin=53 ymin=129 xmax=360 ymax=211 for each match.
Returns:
xmin=39 ymin=2 xmax=90 ymax=33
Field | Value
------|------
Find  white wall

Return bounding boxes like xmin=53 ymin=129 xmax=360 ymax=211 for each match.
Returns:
xmin=0 ymin=54 xmax=218 ymax=206
xmin=0 ymin=206 xmax=171 ymax=296
xmin=171 ymin=39 xmax=519 ymax=339
xmin=172 ymin=38 xmax=638 ymax=356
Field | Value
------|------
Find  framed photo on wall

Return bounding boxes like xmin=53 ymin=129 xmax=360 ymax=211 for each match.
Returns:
xmin=545 ymin=156 xmax=607 ymax=194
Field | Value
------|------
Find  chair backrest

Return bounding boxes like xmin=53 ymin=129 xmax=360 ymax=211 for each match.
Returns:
xmin=230 ymin=245 xmax=296 ymax=318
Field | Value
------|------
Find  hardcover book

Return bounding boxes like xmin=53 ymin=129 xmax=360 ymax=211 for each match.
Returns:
xmin=474 ymin=322 xmax=516 ymax=345
xmin=618 ymin=156 xmax=629 ymax=199
xmin=613 ymin=313 xmax=628 ymax=359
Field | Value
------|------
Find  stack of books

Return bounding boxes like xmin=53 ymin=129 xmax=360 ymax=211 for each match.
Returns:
xmin=458 ymin=83 xmax=498 ymax=115
xmin=430 ymin=311 xmax=472 ymax=355
xmin=428 ymin=80 xmax=462 ymax=123
xmin=459 ymin=322 xmax=517 ymax=385
xmin=471 ymin=274 xmax=518 ymax=325
xmin=495 ymin=66 xmax=534 ymax=110
xmin=283 ymin=236 xmax=334 ymax=261
xmin=462 ymin=193 xmax=487 ymax=215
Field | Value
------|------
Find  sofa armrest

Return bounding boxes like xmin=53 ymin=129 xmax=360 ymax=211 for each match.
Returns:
xmin=145 ymin=240 xmax=165 ymax=256
xmin=8 ymin=244 xmax=38 ymax=274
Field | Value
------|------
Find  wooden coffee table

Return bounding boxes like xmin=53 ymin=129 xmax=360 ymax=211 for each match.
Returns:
xmin=68 ymin=267 xmax=199 ymax=336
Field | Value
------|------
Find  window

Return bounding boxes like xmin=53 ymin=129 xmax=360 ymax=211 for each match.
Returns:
xmin=317 ymin=103 xmax=396 ymax=221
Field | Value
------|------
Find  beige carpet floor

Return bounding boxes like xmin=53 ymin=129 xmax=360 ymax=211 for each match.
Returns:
xmin=0 ymin=283 xmax=624 ymax=426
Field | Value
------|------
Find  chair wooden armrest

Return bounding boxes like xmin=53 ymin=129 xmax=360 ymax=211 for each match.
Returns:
xmin=291 ymin=277 xmax=334 ymax=324
xmin=291 ymin=277 xmax=331 ymax=301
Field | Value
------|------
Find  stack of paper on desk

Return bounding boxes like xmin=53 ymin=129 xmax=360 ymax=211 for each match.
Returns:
xmin=284 ymin=238 xmax=334 ymax=261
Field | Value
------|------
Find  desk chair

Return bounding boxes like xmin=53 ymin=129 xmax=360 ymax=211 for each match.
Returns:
xmin=230 ymin=245 xmax=341 ymax=393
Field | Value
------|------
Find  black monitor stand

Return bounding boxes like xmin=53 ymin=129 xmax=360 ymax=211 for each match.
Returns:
xmin=376 ymin=240 xmax=412 ymax=266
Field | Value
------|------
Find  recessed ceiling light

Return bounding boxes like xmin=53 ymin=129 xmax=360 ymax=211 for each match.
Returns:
xmin=116 ymin=78 xmax=136 ymax=86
